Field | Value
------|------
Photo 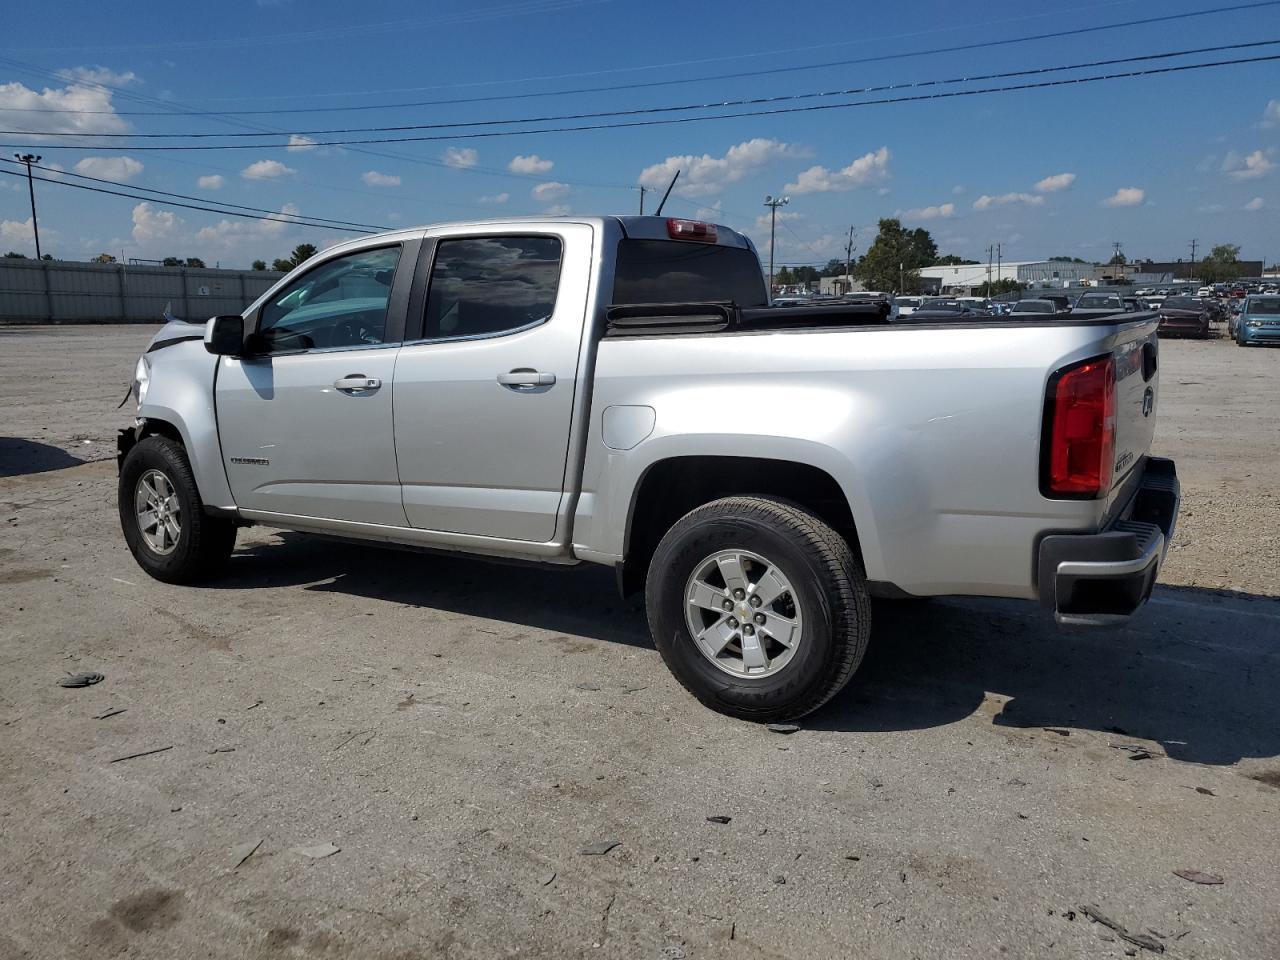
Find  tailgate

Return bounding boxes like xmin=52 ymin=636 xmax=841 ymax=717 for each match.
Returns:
xmin=1110 ymin=320 xmax=1160 ymax=495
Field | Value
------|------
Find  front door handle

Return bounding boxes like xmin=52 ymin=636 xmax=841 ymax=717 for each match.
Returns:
xmin=497 ymin=369 xmax=556 ymax=389
xmin=334 ymin=375 xmax=381 ymax=393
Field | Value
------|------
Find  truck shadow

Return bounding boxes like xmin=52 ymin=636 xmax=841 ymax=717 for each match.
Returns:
xmin=217 ymin=533 xmax=1280 ymax=766
xmin=0 ymin=437 xmax=86 ymax=477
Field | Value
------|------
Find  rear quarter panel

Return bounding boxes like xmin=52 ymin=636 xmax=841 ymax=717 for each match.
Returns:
xmin=574 ymin=318 xmax=1158 ymax=599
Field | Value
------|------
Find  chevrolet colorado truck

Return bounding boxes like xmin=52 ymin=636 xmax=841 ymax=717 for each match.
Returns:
xmin=117 ymin=216 xmax=1179 ymax=721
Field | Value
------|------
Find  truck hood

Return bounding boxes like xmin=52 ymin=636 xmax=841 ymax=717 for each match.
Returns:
xmin=145 ymin=318 xmax=209 ymax=354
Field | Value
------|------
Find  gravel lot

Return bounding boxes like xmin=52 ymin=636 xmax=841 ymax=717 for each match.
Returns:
xmin=1 ymin=324 xmax=1278 ymax=960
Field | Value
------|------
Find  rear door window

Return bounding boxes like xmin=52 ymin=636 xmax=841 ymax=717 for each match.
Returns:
xmin=612 ymin=239 xmax=767 ymax=306
xmin=423 ymin=236 xmax=563 ymax=340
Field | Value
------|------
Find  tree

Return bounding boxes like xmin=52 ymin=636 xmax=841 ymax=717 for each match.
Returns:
xmin=40 ymin=253 xmax=53 ymax=261
xmin=774 ymin=266 xmax=795 ymax=286
xmin=976 ymin=278 xmax=1027 ymax=297
xmin=853 ymin=218 xmax=931 ymax=293
xmin=820 ymin=258 xmax=848 ymax=278
xmin=792 ymin=265 xmax=819 ymax=284
xmin=93 ymin=253 xmax=117 ymax=263
xmin=251 ymin=259 xmax=267 ymax=271
xmin=933 ymin=254 xmax=978 ymax=266
xmin=290 ymin=243 xmax=318 ymax=266
xmin=4 ymin=251 xmax=27 ymax=259
xmin=271 ymin=258 xmax=294 ymax=272
xmin=185 ymin=257 xmax=206 ymax=269
xmin=1108 ymin=252 xmax=1127 ymax=266
xmin=1049 ymin=255 xmax=1089 ymax=263
xmin=1198 ymin=243 xmax=1241 ymax=283
xmin=907 ymin=228 xmax=937 ymax=269
xmin=162 ymin=256 xmax=183 ymax=267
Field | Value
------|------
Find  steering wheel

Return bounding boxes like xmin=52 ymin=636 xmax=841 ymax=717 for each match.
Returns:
xmin=333 ymin=317 xmax=378 ymax=347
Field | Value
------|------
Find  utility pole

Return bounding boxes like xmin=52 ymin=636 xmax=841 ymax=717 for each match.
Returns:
xmin=14 ymin=153 xmax=43 ymax=260
xmin=996 ymin=242 xmax=1002 ymax=289
xmin=987 ymin=244 xmax=994 ymax=292
xmin=844 ymin=225 xmax=856 ymax=295
xmin=1189 ymin=238 xmax=1198 ymax=281
xmin=763 ymin=194 xmax=789 ymax=293
xmin=637 ymin=185 xmax=648 ymax=215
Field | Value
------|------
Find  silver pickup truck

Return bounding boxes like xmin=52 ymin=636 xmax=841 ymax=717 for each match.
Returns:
xmin=117 ymin=215 xmax=1179 ymax=721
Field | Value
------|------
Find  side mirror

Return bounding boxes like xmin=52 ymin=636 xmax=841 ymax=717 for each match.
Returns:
xmin=205 ymin=315 xmax=245 ymax=355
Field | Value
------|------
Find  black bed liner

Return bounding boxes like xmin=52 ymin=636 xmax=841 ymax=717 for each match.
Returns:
xmin=603 ymin=301 xmax=1157 ymax=338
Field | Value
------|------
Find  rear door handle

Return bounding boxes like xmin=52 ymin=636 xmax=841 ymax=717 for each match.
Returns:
xmin=497 ymin=369 xmax=556 ymax=389
xmin=334 ymin=375 xmax=381 ymax=392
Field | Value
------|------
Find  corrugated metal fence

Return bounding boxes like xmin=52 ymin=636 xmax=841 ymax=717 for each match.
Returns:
xmin=0 ymin=259 xmax=285 ymax=323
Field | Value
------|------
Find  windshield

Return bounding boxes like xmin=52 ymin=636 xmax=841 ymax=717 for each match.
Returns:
xmin=1012 ymin=301 xmax=1052 ymax=313
xmin=1246 ymin=297 xmax=1280 ymax=315
xmin=923 ymin=298 xmax=963 ymax=309
xmin=1077 ymin=294 xmax=1121 ymax=309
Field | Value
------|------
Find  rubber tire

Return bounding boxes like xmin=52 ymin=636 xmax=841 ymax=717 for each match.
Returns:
xmin=118 ymin=435 xmax=236 ymax=584
xmin=645 ymin=496 xmax=871 ymax=722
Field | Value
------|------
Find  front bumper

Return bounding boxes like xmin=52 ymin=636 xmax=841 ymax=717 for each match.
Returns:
xmin=1037 ymin=457 xmax=1180 ymax=626
xmin=1241 ymin=322 xmax=1280 ymax=343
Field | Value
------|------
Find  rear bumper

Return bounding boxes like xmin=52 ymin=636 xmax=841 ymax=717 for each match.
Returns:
xmin=1037 ymin=457 xmax=1180 ymax=626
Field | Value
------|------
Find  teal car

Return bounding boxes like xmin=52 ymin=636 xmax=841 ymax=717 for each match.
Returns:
xmin=1235 ymin=295 xmax=1280 ymax=346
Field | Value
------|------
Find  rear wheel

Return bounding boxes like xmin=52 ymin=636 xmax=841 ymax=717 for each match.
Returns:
xmin=645 ymin=496 xmax=871 ymax=722
xmin=119 ymin=435 xmax=236 ymax=583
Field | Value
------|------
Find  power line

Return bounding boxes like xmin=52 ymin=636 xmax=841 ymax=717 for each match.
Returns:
xmin=10 ymin=0 xmax=1272 ymax=113
xmin=7 ymin=52 xmax=1276 ymax=152
xmin=0 ymin=156 xmax=388 ymax=230
xmin=0 ymin=168 xmax=380 ymax=233
xmin=14 ymin=40 xmax=1275 ymax=141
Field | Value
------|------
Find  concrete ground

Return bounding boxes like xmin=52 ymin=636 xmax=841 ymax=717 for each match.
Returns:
xmin=1 ymin=324 xmax=1277 ymax=960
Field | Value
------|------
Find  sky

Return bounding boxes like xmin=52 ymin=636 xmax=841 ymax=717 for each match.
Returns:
xmin=0 ymin=0 xmax=1277 ymax=270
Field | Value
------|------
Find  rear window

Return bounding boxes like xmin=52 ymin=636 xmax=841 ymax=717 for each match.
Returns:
xmin=612 ymin=239 xmax=767 ymax=306
xmin=1164 ymin=297 xmax=1196 ymax=309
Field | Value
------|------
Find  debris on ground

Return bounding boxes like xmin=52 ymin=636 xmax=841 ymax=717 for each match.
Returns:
xmin=1081 ymin=905 xmax=1165 ymax=953
xmin=766 ymin=723 xmax=801 ymax=734
xmin=574 ymin=682 xmax=601 ymax=691
xmin=230 ymin=839 xmax=262 ymax=870
xmin=580 ymin=840 xmax=621 ymax=856
xmin=1173 ymin=869 xmax=1224 ymax=885
xmin=1044 ymin=727 xmax=1071 ymax=736
xmin=706 ymin=815 xmax=732 ymax=824
xmin=58 ymin=672 xmax=104 ymax=688
xmin=207 ymin=747 xmax=236 ymax=754
xmin=1194 ymin=787 xmax=1216 ymax=796
xmin=540 ymin=871 xmax=556 ymax=886
xmin=110 ymin=745 xmax=174 ymax=763
xmin=93 ymin=707 xmax=126 ymax=720
xmin=292 ymin=842 xmax=340 ymax=859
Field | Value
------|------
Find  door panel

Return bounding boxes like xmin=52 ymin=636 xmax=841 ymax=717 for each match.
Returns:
xmin=216 ymin=348 xmax=404 ymax=525
xmin=215 ymin=240 xmax=417 ymax=525
xmin=393 ymin=224 xmax=593 ymax=542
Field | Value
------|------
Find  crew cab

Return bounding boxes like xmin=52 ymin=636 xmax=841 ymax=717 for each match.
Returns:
xmin=117 ymin=216 xmax=1179 ymax=721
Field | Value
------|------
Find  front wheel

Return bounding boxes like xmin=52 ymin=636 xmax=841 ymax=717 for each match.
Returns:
xmin=645 ymin=496 xmax=871 ymax=722
xmin=119 ymin=435 xmax=236 ymax=583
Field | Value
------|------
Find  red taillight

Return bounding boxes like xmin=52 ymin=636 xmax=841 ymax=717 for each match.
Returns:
xmin=666 ymin=218 xmax=717 ymax=242
xmin=1043 ymin=356 xmax=1116 ymax=497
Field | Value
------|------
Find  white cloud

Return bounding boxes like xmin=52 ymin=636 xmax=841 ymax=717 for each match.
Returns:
xmin=74 ymin=155 xmax=143 ymax=182
xmin=752 ymin=210 xmax=803 ymax=233
xmin=130 ymin=202 xmax=181 ymax=245
xmin=509 ymin=154 xmax=553 ymax=174
xmin=1035 ymin=172 xmax=1076 ymax=193
xmin=196 ymin=174 xmax=224 ymax=190
xmin=643 ymin=138 xmax=801 ymax=197
xmin=54 ymin=65 xmax=139 ymax=87
xmin=1222 ymin=149 xmax=1275 ymax=180
xmin=0 ymin=78 xmax=130 ymax=141
xmin=442 ymin=147 xmax=478 ymax=169
xmin=361 ymin=170 xmax=401 ymax=187
xmin=783 ymin=146 xmax=889 ymax=195
xmin=898 ymin=202 xmax=955 ymax=220
xmin=1245 ymin=196 xmax=1266 ymax=211
xmin=695 ymin=200 xmax=723 ymax=221
xmin=532 ymin=181 xmax=570 ymax=201
xmin=1102 ymin=187 xmax=1145 ymax=207
xmin=1 ymin=216 xmax=39 ymax=248
xmin=972 ymin=192 xmax=1043 ymax=210
xmin=1261 ymin=99 xmax=1280 ymax=129
xmin=951 ymin=184 xmax=966 ymax=195
xmin=1197 ymin=203 xmax=1226 ymax=214
xmin=478 ymin=192 xmax=509 ymax=204
xmin=286 ymin=134 xmax=317 ymax=152
xmin=241 ymin=159 xmax=296 ymax=180
xmin=543 ymin=204 xmax=571 ymax=216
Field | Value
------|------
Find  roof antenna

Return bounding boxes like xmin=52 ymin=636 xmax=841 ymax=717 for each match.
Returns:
xmin=653 ymin=170 xmax=680 ymax=217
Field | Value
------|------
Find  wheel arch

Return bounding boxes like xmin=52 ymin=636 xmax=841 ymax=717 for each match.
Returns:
xmin=618 ymin=454 xmax=867 ymax=597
